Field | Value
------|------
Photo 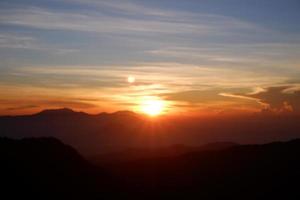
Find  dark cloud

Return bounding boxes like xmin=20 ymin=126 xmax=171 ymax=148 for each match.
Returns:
xmin=248 ymin=86 xmax=300 ymax=113
xmin=112 ymin=102 xmax=137 ymax=106
xmin=40 ymin=100 xmax=98 ymax=109
xmin=160 ymin=88 xmax=251 ymax=104
xmin=6 ymin=105 xmax=39 ymax=111
xmin=225 ymin=85 xmax=300 ymax=114
xmin=2 ymin=99 xmax=97 ymax=112
xmin=166 ymin=85 xmax=300 ymax=114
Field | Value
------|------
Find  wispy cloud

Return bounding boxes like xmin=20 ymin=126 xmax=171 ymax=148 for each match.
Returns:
xmin=0 ymin=4 xmax=267 ymax=36
xmin=13 ymin=62 xmax=288 ymax=90
xmin=0 ymin=34 xmax=36 ymax=49
xmin=6 ymin=104 xmax=39 ymax=111
xmin=1 ymin=1 xmax=298 ymax=70
xmin=66 ymin=0 xmax=177 ymax=17
xmin=0 ymin=33 xmax=78 ymax=54
xmin=146 ymin=43 xmax=300 ymax=72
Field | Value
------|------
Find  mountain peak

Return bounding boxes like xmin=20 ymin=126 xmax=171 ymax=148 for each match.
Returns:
xmin=36 ymin=108 xmax=79 ymax=116
xmin=95 ymin=110 xmax=138 ymax=118
xmin=112 ymin=110 xmax=136 ymax=115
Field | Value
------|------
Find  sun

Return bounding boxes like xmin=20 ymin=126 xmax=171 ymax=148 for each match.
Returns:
xmin=141 ymin=99 xmax=164 ymax=116
xmin=127 ymin=76 xmax=135 ymax=83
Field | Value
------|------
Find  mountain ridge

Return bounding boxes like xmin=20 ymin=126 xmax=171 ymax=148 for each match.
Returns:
xmin=0 ymin=107 xmax=138 ymax=118
xmin=1 ymin=107 xmax=300 ymax=156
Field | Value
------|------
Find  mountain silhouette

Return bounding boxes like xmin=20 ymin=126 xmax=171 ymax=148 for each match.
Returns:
xmin=35 ymin=107 xmax=88 ymax=117
xmin=0 ymin=108 xmax=143 ymax=155
xmin=110 ymin=139 xmax=300 ymax=199
xmin=91 ymin=142 xmax=238 ymax=165
xmin=0 ymin=137 xmax=114 ymax=199
xmin=1 ymin=108 xmax=300 ymax=156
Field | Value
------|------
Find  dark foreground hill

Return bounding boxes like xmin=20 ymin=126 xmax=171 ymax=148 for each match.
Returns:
xmin=90 ymin=142 xmax=238 ymax=165
xmin=0 ymin=137 xmax=300 ymax=199
xmin=113 ymin=139 xmax=300 ymax=199
xmin=0 ymin=137 xmax=114 ymax=199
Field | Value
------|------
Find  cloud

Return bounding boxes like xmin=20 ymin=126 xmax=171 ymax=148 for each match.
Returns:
xmin=250 ymin=86 xmax=300 ymax=113
xmin=162 ymin=85 xmax=300 ymax=114
xmin=67 ymin=0 xmax=177 ymax=17
xmin=0 ymin=4 xmax=266 ymax=37
xmin=161 ymin=89 xmax=232 ymax=104
xmin=1 ymin=0 xmax=299 ymax=75
xmin=6 ymin=105 xmax=39 ymax=111
xmin=146 ymin=43 xmax=300 ymax=71
xmin=0 ymin=33 xmax=78 ymax=54
xmin=0 ymin=34 xmax=36 ymax=49
xmin=0 ymin=97 xmax=99 ymax=116
xmin=222 ymin=85 xmax=300 ymax=114
xmin=12 ymin=62 xmax=288 ymax=91
xmin=158 ymin=88 xmax=262 ymax=113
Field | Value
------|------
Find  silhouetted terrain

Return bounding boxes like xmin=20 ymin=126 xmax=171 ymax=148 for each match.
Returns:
xmin=91 ymin=142 xmax=238 ymax=165
xmin=1 ymin=137 xmax=299 ymax=199
xmin=0 ymin=137 xmax=114 ymax=199
xmin=113 ymin=139 xmax=300 ymax=199
xmin=1 ymin=108 xmax=300 ymax=156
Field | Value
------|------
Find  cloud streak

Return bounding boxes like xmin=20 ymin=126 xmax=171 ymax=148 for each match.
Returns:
xmin=0 ymin=5 xmax=267 ymax=37
xmin=0 ymin=33 xmax=78 ymax=54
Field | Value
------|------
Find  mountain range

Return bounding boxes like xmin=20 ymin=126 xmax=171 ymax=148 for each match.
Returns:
xmin=1 ymin=108 xmax=300 ymax=156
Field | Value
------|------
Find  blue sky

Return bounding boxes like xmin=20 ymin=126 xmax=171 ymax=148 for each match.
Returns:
xmin=0 ymin=0 xmax=300 ymax=115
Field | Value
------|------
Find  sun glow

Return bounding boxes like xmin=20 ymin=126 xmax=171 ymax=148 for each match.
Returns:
xmin=140 ymin=99 xmax=165 ymax=116
xmin=127 ymin=76 xmax=135 ymax=83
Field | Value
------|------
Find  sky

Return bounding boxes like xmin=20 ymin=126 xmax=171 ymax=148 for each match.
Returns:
xmin=0 ymin=0 xmax=300 ymax=116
